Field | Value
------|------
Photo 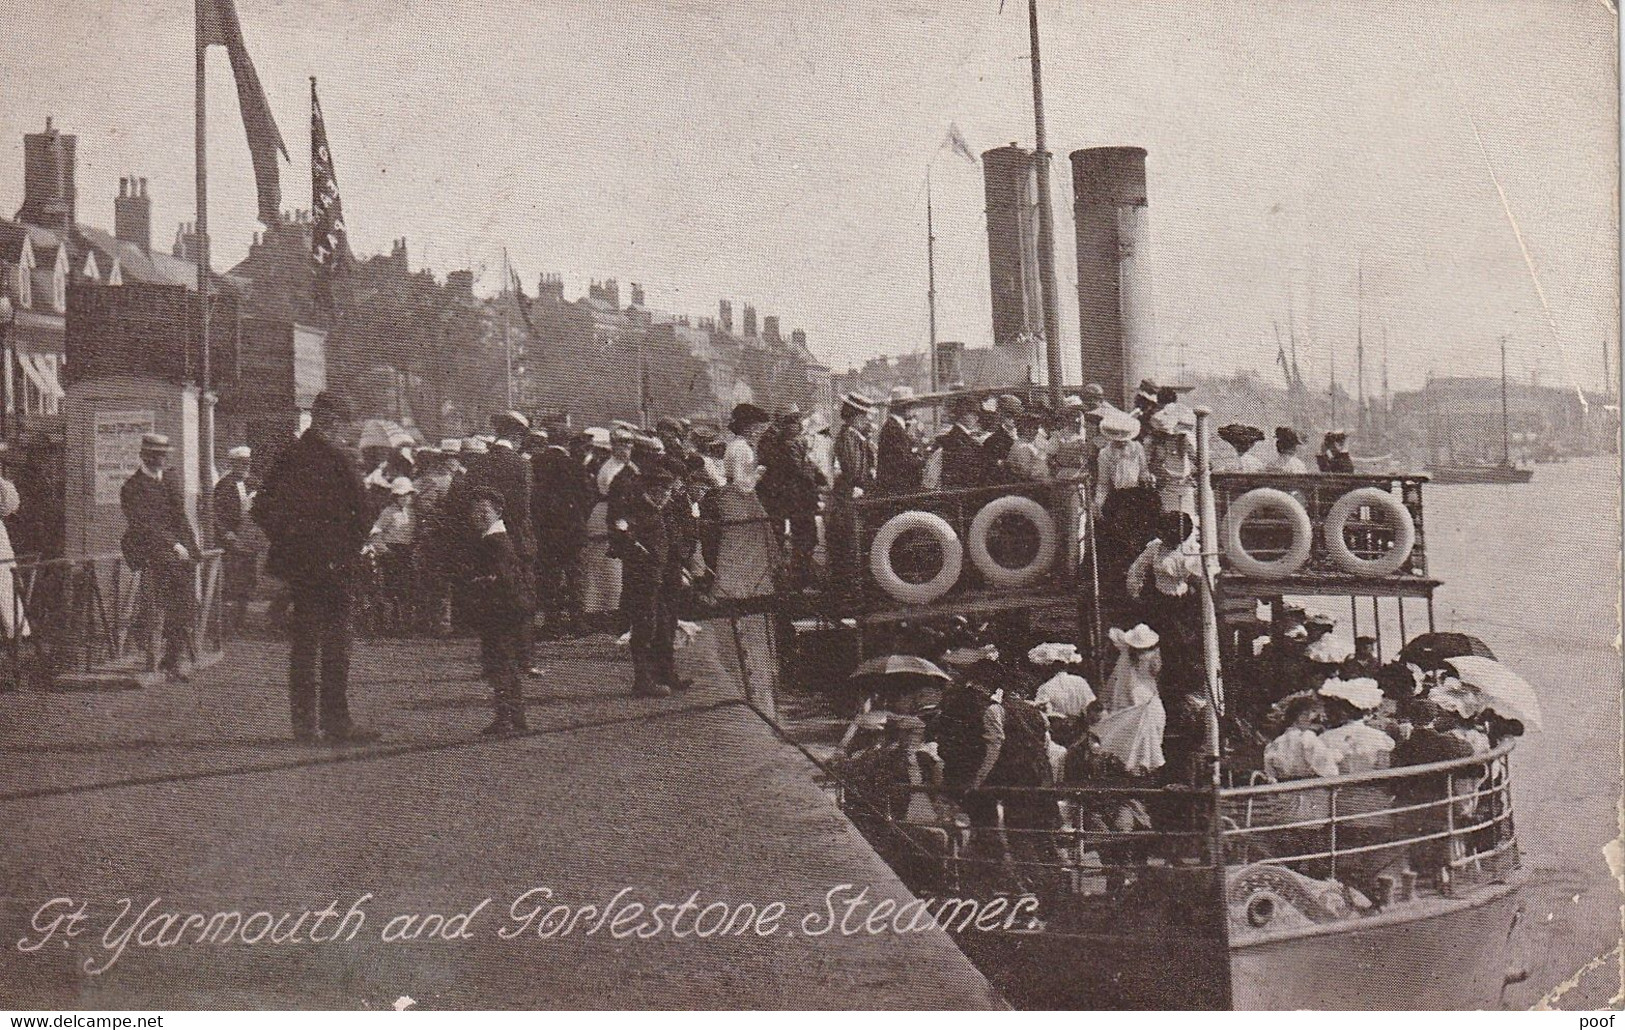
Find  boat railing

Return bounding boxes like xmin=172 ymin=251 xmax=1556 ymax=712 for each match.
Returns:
xmin=1220 ymin=740 xmax=1519 ymax=897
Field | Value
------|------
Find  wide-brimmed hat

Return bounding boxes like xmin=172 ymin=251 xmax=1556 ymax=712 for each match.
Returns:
xmin=1109 ymin=623 xmax=1160 ymax=650
xmin=1098 ymin=412 xmax=1140 ymax=441
xmin=1325 ymin=429 xmax=1348 ymax=441
xmin=1027 ymin=642 xmax=1083 ymax=666
xmin=940 ymin=644 xmax=999 ymax=668
xmin=1275 ymin=426 xmax=1302 ymax=449
xmin=1305 ymin=612 xmax=1336 ymax=629
xmin=889 ymin=385 xmax=914 ymax=403
xmin=439 ymin=438 xmax=462 ymax=453
xmin=388 ymin=431 xmax=416 ymax=450
xmin=655 ymin=416 xmax=685 ymax=435
xmin=1307 ymin=635 xmax=1353 ymax=664
xmin=1218 ymin=423 xmax=1265 ymax=451
xmin=995 ymin=394 xmax=1025 ymax=417
xmin=585 ymin=427 xmax=611 ymax=448
xmin=610 ymin=426 xmax=637 ymax=444
xmin=729 ymin=403 xmax=770 ymax=432
xmin=840 ymin=392 xmax=875 ymax=414
xmin=1135 ymin=379 xmax=1159 ymax=402
xmin=1319 ymin=676 xmax=1384 ymax=711
xmin=226 ymin=445 xmax=251 ymax=460
xmin=1060 ymin=394 xmax=1086 ymax=412
xmin=462 ymin=436 xmax=488 ymax=454
xmin=389 ymin=476 xmax=417 ymax=496
xmin=140 ymin=433 xmax=172 ymax=452
xmin=492 ymin=410 xmax=530 ymax=433
xmin=1150 ymin=402 xmax=1196 ymax=435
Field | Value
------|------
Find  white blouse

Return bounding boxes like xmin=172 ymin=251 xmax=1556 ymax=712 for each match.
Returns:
xmin=1321 ymin=720 xmax=1396 ymax=774
xmin=724 ymin=437 xmax=761 ymax=491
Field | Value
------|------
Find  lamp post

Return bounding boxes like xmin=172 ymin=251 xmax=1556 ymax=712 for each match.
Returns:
xmin=0 ymin=294 xmax=13 ymax=442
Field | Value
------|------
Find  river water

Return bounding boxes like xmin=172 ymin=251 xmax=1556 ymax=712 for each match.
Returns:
xmin=772 ymin=455 xmax=1622 ymax=1008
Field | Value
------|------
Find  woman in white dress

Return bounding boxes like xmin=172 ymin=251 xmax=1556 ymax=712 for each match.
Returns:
xmin=1093 ymin=624 xmax=1167 ymax=776
xmin=714 ymin=403 xmax=778 ymax=599
xmin=580 ymin=428 xmax=633 ymax=615
xmin=0 ymin=457 xmax=25 ymax=640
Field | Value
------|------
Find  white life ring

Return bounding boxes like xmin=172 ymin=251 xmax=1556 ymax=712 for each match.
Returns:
xmin=1222 ymin=488 xmax=1312 ymax=579
xmin=1323 ymin=486 xmax=1415 ymax=576
xmin=966 ymin=494 xmax=1058 ymax=588
xmin=869 ymin=510 xmax=963 ymax=604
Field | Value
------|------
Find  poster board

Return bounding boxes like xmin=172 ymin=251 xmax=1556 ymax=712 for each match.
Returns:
xmin=92 ymin=409 xmax=155 ymax=506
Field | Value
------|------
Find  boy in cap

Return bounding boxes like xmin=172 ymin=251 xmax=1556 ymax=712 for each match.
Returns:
xmin=465 ymin=486 xmax=533 ymax=734
xmin=366 ymin=477 xmax=419 ymax=636
xmin=121 ymin=432 xmax=202 ymax=679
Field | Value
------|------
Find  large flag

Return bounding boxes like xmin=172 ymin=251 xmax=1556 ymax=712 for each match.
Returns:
xmin=310 ymin=78 xmax=350 ymax=270
xmin=200 ymin=0 xmax=288 ymax=224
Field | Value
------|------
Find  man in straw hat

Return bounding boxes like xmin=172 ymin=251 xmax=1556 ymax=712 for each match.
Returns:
xmin=876 ymin=386 xmax=924 ymax=496
xmin=213 ymin=444 xmax=259 ymax=635
xmin=829 ymin=392 xmax=876 ymax=577
xmin=120 ymin=432 xmax=202 ymax=680
xmin=254 ymin=392 xmax=378 ymax=743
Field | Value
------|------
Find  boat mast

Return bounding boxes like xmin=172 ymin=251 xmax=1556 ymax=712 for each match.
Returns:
xmin=1356 ymin=259 xmax=1366 ymax=435
xmin=927 ymin=169 xmax=939 ymax=394
xmin=1501 ymin=335 xmax=1511 ymax=465
xmin=1025 ymin=0 xmax=1064 ymax=406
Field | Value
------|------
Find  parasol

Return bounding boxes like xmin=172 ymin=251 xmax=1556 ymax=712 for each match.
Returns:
xmin=1397 ymin=632 xmax=1496 ymax=669
xmin=1443 ymin=656 xmax=1543 ymax=731
xmin=849 ymin=654 xmax=952 ymax=682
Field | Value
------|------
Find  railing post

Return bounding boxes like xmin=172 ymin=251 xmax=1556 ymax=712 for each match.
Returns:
xmin=1327 ymin=786 xmax=1338 ymax=881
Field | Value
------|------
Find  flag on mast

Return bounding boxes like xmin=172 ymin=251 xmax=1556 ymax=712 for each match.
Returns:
xmin=310 ymin=78 xmax=350 ymax=270
xmin=200 ymin=0 xmax=289 ymax=224
xmin=942 ymin=123 xmax=979 ymax=164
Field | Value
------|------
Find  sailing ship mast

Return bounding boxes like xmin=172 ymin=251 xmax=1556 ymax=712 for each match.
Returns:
xmin=1500 ymin=335 xmax=1511 ymax=465
xmin=1355 ymin=259 xmax=1366 ymax=435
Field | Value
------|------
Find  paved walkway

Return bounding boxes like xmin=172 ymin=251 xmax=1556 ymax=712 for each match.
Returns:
xmin=0 ymin=626 xmax=1001 ymax=1009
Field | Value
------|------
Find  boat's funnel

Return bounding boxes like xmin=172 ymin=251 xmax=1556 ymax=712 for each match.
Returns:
xmin=1070 ymin=146 xmax=1153 ymax=408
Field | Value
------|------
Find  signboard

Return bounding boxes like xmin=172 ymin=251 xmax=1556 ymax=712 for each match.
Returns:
xmin=93 ymin=410 xmax=155 ymax=506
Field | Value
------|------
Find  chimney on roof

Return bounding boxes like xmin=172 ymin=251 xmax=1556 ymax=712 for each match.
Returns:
xmin=172 ymin=221 xmax=203 ymax=261
xmin=538 ymin=273 xmax=564 ymax=302
xmin=446 ymin=269 xmax=474 ymax=294
xmin=742 ymin=304 xmax=758 ymax=338
xmin=763 ymin=315 xmax=781 ymax=343
xmin=629 ymin=282 xmax=645 ymax=308
xmin=719 ymin=300 xmax=733 ymax=333
xmin=115 ymin=173 xmax=152 ymax=253
xmin=20 ymin=116 xmax=76 ymax=232
xmin=790 ymin=328 xmax=807 ymax=349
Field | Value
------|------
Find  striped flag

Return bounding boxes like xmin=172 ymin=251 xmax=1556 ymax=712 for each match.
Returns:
xmin=200 ymin=0 xmax=288 ymax=225
xmin=310 ymin=78 xmax=350 ymax=270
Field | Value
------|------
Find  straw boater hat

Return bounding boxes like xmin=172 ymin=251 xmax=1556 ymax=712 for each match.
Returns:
xmin=140 ymin=432 xmax=172 ymax=452
xmin=994 ymin=394 xmax=1025 ymax=418
xmin=1319 ymin=677 xmax=1384 ymax=711
xmin=388 ymin=476 xmax=417 ymax=497
xmin=1060 ymin=394 xmax=1086 ymax=412
xmin=1135 ymin=379 xmax=1159 ymax=405
xmin=585 ymin=427 xmax=611 ymax=448
xmin=226 ymin=445 xmax=251 ymax=460
xmin=889 ymin=385 xmax=914 ymax=404
xmin=840 ymin=392 xmax=875 ymax=415
xmin=1109 ymin=624 xmax=1160 ymax=651
xmin=1098 ymin=411 xmax=1141 ymax=441
xmin=462 ymin=436 xmax=488 ymax=455
xmin=439 ymin=438 xmax=462 ymax=454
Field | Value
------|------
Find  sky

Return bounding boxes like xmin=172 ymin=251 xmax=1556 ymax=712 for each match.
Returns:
xmin=1 ymin=0 xmax=1617 ymax=392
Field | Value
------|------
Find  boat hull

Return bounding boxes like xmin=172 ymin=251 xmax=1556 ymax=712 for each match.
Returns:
xmin=1230 ymin=882 xmax=1523 ymax=1010
xmin=1426 ymin=464 xmax=1534 ymax=485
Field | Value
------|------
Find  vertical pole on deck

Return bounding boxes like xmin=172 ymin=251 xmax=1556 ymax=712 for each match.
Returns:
xmin=1026 ymin=0 xmax=1065 ymax=406
xmin=195 ymin=0 xmax=215 ymax=543
xmin=1193 ymin=405 xmax=1232 ymax=1009
xmin=1371 ymin=596 xmax=1382 ymax=660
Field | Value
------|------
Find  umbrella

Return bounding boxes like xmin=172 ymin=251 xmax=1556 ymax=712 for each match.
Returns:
xmin=1444 ymin=656 xmax=1544 ymax=731
xmin=849 ymin=655 xmax=952 ymax=682
xmin=1398 ymin=632 xmax=1496 ymax=669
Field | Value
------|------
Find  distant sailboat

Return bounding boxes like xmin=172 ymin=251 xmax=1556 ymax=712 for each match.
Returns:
xmin=1426 ymin=336 xmax=1534 ymax=485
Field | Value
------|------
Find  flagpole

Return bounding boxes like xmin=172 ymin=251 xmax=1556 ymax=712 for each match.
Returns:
xmin=195 ymin=0 xmax=215 ymax=541
xmin=926 ymin=168 xmax=939 ymax=395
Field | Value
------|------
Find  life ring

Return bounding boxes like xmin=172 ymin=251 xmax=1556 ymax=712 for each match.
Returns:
xmin=966 ymin=495 xmax=1058 ymax=588
xmin=1222 ymin=488 xmax=1312 ymax=579
xmin=1323 ymin=487 xmax=1415 ymax=576
xmin=869 ymin=510 xmax=963 ymax=604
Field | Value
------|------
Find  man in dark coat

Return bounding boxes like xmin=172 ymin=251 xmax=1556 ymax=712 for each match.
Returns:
xmin=465 ymin=486 xmax=534 ymax=735
xmin=757 ymin=408 xmax=823 ymax=589
xmin=937 ymin=395 xmax=992 ymax=491
xmin=457 ymin=410 xmax=538 ymax=663
xmin=253 ymin=392 xmax=376 ymax=743
xmin=212 ymin=445 xmax=258 ymax=635
xmin=981 ymin=393 xmax=1023 ymax=477
xmin=611 ymin=461 xmax=680 ymax=698
xmin=120 ymin=433 xmax=201 ymax=680
xmin=876 ymin=388 xmax=924 ymax=495
xmin=828 ymin=393 xmax=875 ymax=579
xmin=531 ymin=425 xmax=595 ymax=638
